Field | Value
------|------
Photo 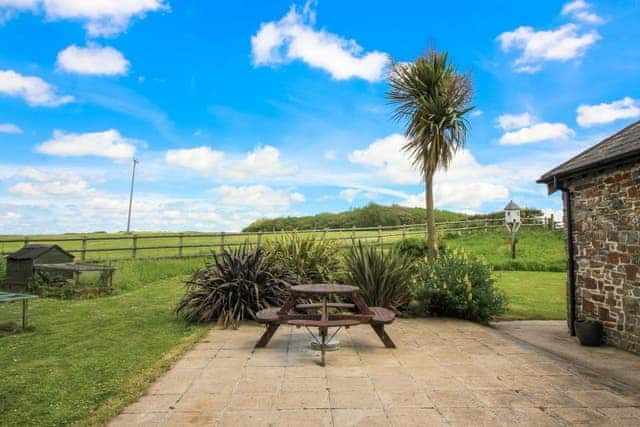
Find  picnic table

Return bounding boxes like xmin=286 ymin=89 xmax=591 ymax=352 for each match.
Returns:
xmin=255 ymin=284 xmax=396 ymax=365
xmin=0 ymin=292 xmax=37 ymax=330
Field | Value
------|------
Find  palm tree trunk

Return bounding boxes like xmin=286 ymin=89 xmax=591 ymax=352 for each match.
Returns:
xmin=425 ymin=171 xmax=437 ymax=261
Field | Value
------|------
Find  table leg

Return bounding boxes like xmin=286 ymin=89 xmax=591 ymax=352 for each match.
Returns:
xmin=351 ymin=292 xmax=373 ymax=315
xmin=255 ymin=324 xmax=280 ymax=348
xmin=371 ymin=324 xmax=396 ymax=348
xmin=278 ymin=295 xmax=298 ymax=315
xmin=22 ymin=300 xmax=28 ymax=330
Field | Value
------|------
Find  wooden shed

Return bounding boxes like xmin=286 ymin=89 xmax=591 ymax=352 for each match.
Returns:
xmin=4 ymin=245 xmax=74 ymax=291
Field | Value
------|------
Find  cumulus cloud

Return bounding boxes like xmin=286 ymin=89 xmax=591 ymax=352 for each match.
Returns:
xmin=499 ymin=122 xmax=575 ymax=145
xmin=220 ymin=145 xmax=296 ymax=180
xmin=165 ymin=146 xmax=224 ymax=175
xmin=324 ymin=149 xmax=337 ymax=160
xmin=561 ymin=1 xmax=604 ymax=25
xmin=349 ymin=134 xmax=420 ymax=184
xmin=0 ymin=122 xmax=22 ymax=133
xmin=497 ymin=113 xmax=533 ymax=130
xmin=7 ymin=168 xmax=89 ymax=197
xmin=0 ymin=69 xmax=73 ymax=106
xmin=165 ymin=145 xmax=296 ymax=181
xmin=0 ymin=0 xmax=168 ymax=36
xmin=37 ymin=129 xmax=137 ymax=159
xmin=212 ymin=185 xmax=305 ymax=211
xmin=56 ymin=44 xmax=130 ymax=75
xmin=251 ymin=1 xmax=389 ymax=82
xmin=576 ymin=97 xmax=640 ymax=127
xmin=497 ymin=24 xmax=599 ymax=73
xmin=339 ymin=188 xmax=360 ymax=203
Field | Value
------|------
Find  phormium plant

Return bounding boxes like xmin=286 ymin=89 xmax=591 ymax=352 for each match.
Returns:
xmin=343 ymin=241 xmax=417 ymax=311
xmin=176 ymin=245 xmax=299 ymax=327
xmin=267 ymin=233 xmax=341 ymax=283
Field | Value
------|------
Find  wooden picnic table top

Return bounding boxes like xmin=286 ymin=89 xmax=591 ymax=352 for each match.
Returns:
xmin=0 ymin=292 xmax=38 ymax=302
xmin=290 ymin=284 xmax=359 ymax=296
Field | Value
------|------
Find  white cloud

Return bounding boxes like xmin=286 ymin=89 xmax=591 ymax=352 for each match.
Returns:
xmin=0 ymin=122 xmax=22 ymax=133
xmin=339 ymin=188 xmax=360 ymax=203
xmin=561 ymin=1 xmax=603 ymax=25
xmin=324 ymin=149 xmax=337 ymax=160
xmin=497 ymin=24 xmax=600 ymax=73
xmin=349 ymin=133 xmax=420 ymax=184
xmin=499 ymin=122 xmax=575 ymax=145
xmin=0 ymin=0 xmax=167 ymax=36
xmin=497 ymin=113 xmax=533 ymax=130
xmin=221 ymin=145 xmax=296 ymax=180
xmin=8 ymin=169 xmax=89 ymax=197
xmin=165 ymin=146 xmax=224 ymax=175
xmin=0 ymin=69 xmax=73 ymax=106
xmin=251 ymin=2 xmax=389 ymax=82
xmin=576 ymin=97 xmax=640 ymax=127
xmin=56 ymin=44 xmax=129 ymax=75
xmin=37 ymin=129 xmax=137 ymax=159
xmin=212 ymin=185 xmax=304 ymax=211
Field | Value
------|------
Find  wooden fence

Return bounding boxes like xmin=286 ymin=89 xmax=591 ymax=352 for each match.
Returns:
xmin=0 ymin=216 xmax=558 ymax=262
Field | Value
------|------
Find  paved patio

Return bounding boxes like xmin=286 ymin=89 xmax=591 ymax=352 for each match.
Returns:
xmin=110 ymin=319 xmax=640 ymax=426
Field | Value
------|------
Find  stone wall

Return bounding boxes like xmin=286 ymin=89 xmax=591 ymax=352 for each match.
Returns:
xmin=568 ymin=160 xmax=640 ymax=353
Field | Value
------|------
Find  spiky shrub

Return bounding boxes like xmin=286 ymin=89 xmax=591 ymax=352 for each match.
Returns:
xmin=410 ymin=247 xmax=507 ymax=322
xmin=393 ymin=237 xmax=430 ymax=261
xmin=267 ymin=233 xmax=341 ymax=283
xmin=176 ymin=245 xmax=299 ymax=327
xmin=343 ymin=241 xmax=417 ymax=311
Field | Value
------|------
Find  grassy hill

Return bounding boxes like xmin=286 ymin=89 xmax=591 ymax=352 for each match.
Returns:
xmin=243 ymin=203 xmax=468 ymax=232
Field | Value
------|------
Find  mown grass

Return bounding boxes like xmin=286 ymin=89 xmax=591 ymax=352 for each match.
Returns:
xmin=443 ymin=228 xmax=566 ymax=272
xmin=0 ymin=259 xmax=210 ymax=426
xmin=494 ymin=271 xmax=566 ymax=321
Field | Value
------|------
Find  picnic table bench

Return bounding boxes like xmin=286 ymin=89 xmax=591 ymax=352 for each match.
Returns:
xmin=0 ymin=292 xmax=37 ymax=330
xmin=255 ymin=284 xmax=396 ymax=365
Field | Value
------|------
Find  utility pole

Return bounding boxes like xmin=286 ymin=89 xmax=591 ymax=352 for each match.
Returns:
xmin=126 ymin=158 xmax=139 ymax=233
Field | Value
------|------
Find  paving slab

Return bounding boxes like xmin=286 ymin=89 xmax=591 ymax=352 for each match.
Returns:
xmin=110 ymin=319 xmax=640 ymax=426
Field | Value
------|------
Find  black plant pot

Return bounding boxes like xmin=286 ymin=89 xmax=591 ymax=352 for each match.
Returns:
xmin=574 ymin=320 xmax=603 ymax=346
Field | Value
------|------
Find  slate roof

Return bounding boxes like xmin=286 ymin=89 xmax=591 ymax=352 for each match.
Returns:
xmin=538 ymin=120 xmax=640 ymax=186
xmin=7 ymin=244 xmax=73 ymax=260
xmin=504 ymin=200 xmax=521 ymax=210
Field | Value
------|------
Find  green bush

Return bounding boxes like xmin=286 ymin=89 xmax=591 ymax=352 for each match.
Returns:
xmin=267 ymin=234 xmax=341 ymax=283
xmin=343 ymin=241 xmax=417 ymax=311
xmin=176 ymin=245 xmax=299 ymax=327
xmin=411 ymin=247 xmax=507 ymax=322
xmin=393 ymin=238 xmax=430 ymax=261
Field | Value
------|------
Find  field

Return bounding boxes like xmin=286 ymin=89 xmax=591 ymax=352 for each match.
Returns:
xmin=0 ymin=226 xmax=564 ymax=271
xmin=0 ymin=229 xmax=567 ymax=425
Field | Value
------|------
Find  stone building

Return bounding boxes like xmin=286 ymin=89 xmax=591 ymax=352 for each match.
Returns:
xmin=538 ymin=120 xmax=640 ymax=353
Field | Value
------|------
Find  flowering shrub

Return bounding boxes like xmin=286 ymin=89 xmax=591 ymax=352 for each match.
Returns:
xmin=410 ymin=248 xmax=507 ymax=322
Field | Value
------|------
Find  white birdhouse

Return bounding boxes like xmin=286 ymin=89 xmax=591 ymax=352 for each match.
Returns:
xmin=504 ymin=200 xmax=521 ymax=232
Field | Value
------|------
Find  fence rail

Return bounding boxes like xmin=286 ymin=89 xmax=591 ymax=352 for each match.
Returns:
xmin=0 ymin=216 xmax=560 ymax=262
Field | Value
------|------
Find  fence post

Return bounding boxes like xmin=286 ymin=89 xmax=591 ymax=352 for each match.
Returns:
xmin=220 ymin=232 xmax=225 ymax=253
xmin=351 ymin=225 xmax=356 ymax=244
xmin=132 ymin=234 xmax=138 ymax=259
xmin=178 ymin=233 xmax=184 ymax=258
xmin=257 ymin=231 xmax=262 ymax=248
xmin=378 ymin=225 xmax=382 ymax=246
xmin=23 ymin=236 xmax=29 ymax=247
xmin=402 ymin=226 xmax=406 ymax=241
xmin=550 ymin=214 xmax=554 ymax=230
xmin=322 ymin=228 xmax=328 ymax=241
xmin=81 ymin=235 xmax=87 ymax=261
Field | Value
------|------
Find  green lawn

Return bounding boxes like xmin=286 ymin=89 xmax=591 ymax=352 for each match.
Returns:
xmin=444 ymin=228 xmax=566 ymax=272
xmin=0 ymin=260 xmax=209 ymax=426
xmin=494 ymin=270 xmax=566 ymax=321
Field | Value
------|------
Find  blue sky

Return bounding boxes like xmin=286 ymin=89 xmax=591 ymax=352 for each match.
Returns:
xmin=0 ymin=0 xmax=639 ymax=233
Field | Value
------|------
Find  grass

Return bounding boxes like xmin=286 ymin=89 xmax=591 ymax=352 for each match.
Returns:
xmin=0 ymin=259 xmax=211 ymax=426
xmin=444 ymin=228 xmax=566 ymax=272
xmin=494 ymin=270 xmax=566 ymax=321
xmin=0 ymin=233 xmax=567 ymax=424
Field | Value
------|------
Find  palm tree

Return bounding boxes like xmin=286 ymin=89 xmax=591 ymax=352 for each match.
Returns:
xmin=388 ymin=50 xmax=473 ymax=261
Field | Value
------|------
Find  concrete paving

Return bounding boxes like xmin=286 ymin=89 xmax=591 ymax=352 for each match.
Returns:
xmin=110 ymin=319 xmax=640 ymax=426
